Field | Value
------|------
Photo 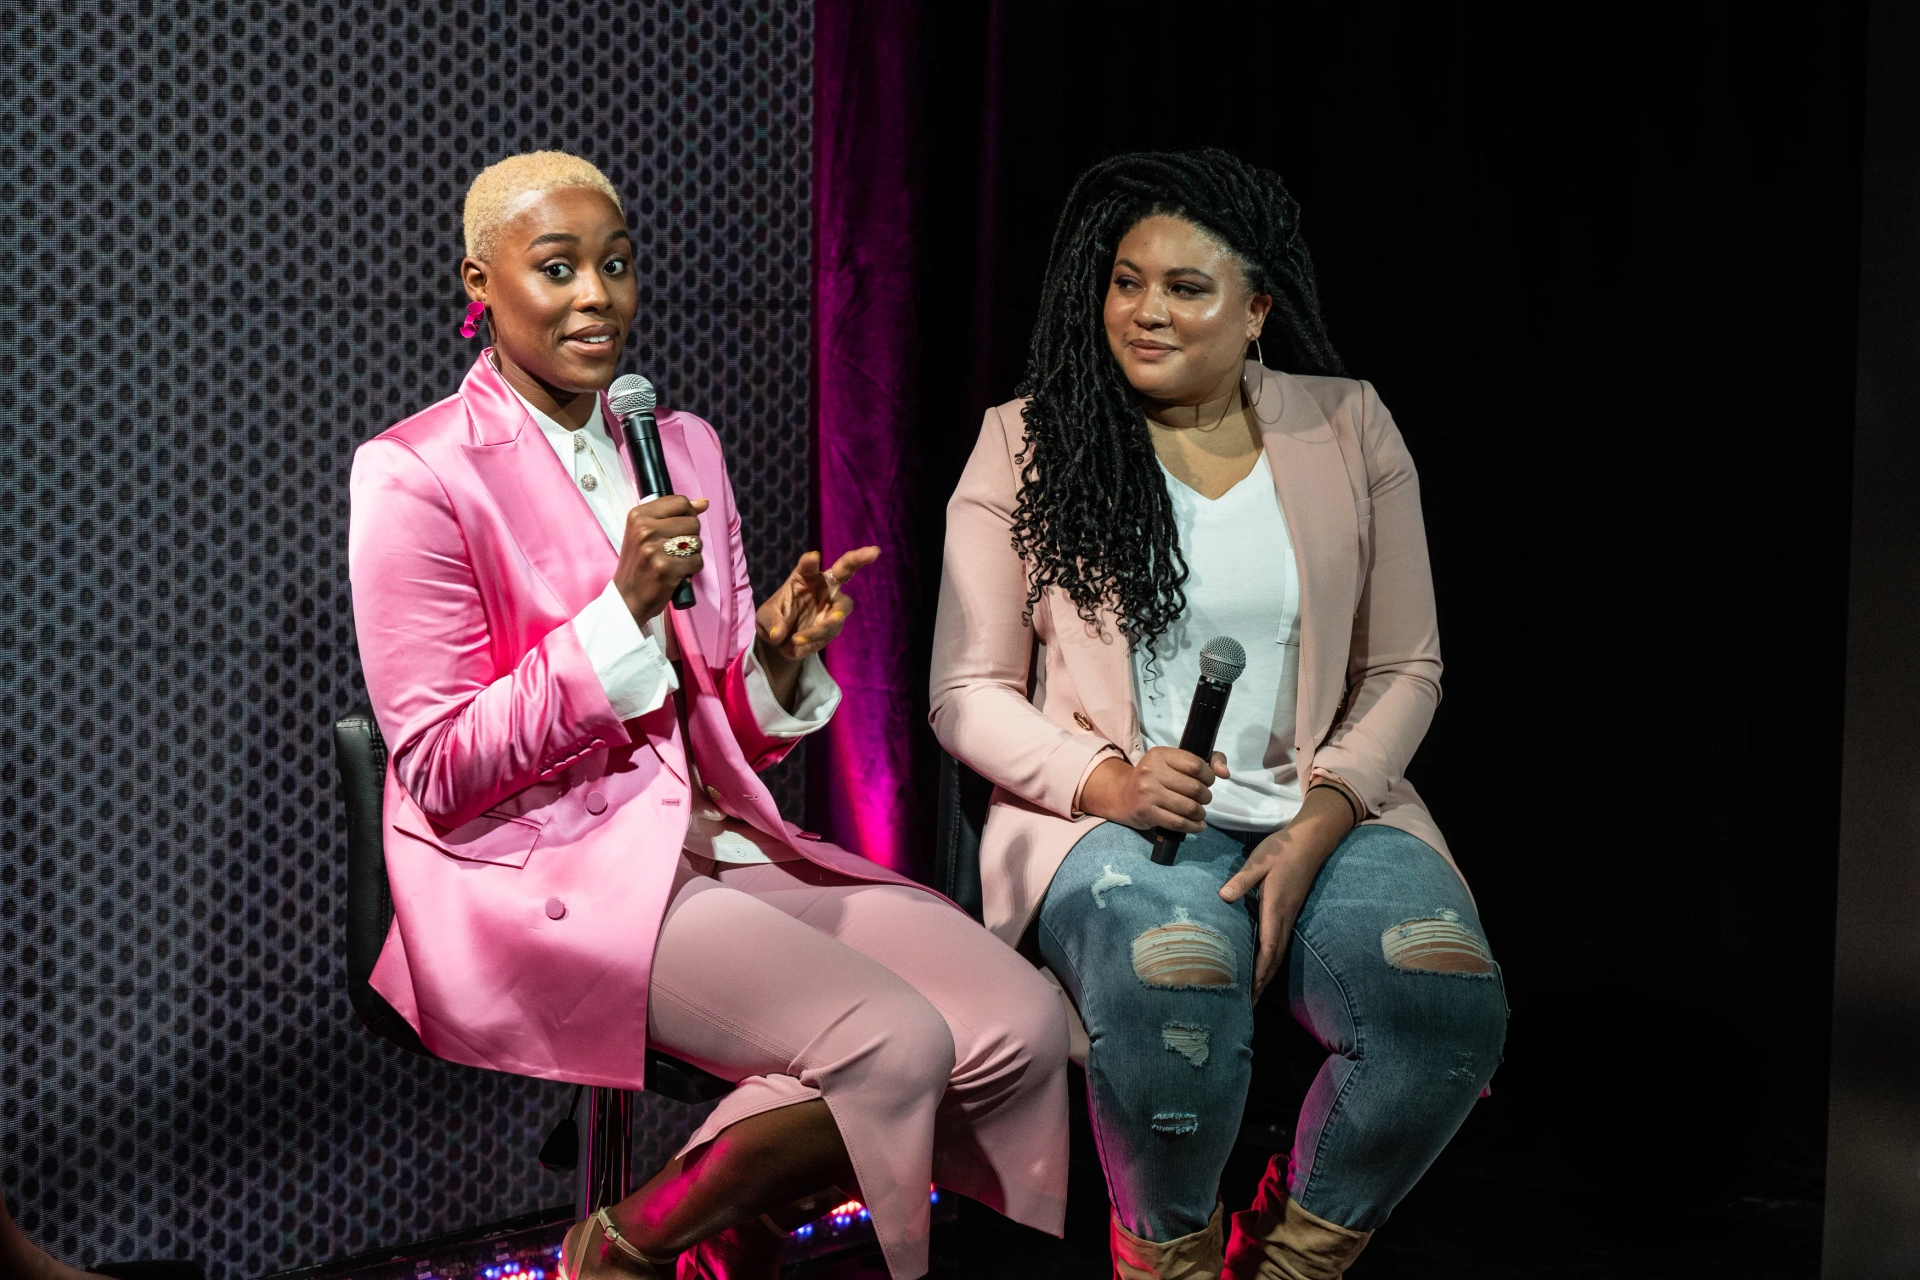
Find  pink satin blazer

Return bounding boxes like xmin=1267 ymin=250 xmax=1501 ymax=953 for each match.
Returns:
xmin=931 ymin=364 xmax=1457 ymax=946
xmin=348 ymin=353 xmax=925 ymax=1089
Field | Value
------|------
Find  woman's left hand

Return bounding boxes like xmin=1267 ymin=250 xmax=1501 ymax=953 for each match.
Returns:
xmin=754 ymin=547 xmax=881 ymax=707
xmin=1220 ymin=785 xmax=1358 ymax=1001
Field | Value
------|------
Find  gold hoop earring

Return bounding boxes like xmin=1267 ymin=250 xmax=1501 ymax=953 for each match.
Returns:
xmin=1252 ymin=336 xmax=1265 ymax=368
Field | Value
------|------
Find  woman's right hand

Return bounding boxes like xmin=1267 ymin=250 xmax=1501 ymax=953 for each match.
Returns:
xmin=1078 ymin=747 xmax=1228 ymax=832
xmin=614 ymin=496 xmax=710 ymax=624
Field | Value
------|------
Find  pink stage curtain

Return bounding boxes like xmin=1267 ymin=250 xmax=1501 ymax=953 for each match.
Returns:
xmin=810 ymin=0 xmax=925 ymax=872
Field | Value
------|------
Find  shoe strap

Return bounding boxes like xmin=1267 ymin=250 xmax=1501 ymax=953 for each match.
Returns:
xmin=592 ymin=1208 xmax=676 ymax=1268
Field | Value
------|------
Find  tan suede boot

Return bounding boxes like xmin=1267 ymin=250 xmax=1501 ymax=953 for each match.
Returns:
xmin=1222 ymin=1183 xmax=1370 ymax=1280
xmin=1110 ymin=1203 xmax=1226 ymax=1280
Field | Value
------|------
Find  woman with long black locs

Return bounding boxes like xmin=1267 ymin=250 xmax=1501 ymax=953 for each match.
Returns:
xmin=932 ymin=148 xmax=1508 ymax=1280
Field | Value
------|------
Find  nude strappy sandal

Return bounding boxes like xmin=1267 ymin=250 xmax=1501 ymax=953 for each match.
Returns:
xmin=559 ymin=1208 xmax=677 ymax=1280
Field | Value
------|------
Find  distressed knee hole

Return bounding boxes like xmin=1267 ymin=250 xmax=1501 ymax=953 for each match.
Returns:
xmin=1090 ymin=863 xmax=1133 ymax=909
xmin=1131 ymin=907 xmax=1236 ymax=988
xmin=1151 ymin=1111 xmax=1200 ymax=1137
xmin=1161 ymin=1022 xmax=1210 ymax=1067
xmin=1381 ymin=908 xmax=1495 ymax=975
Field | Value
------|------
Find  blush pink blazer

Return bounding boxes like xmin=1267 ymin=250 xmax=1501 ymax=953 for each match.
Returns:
xmin=931 ymin=364 xmax=1457 ymax=946
xmin=348 ymin=353 xmax=927 ymax=1089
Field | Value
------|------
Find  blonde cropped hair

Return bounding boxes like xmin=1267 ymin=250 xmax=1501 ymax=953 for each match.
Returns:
xmin=462 ymin=152 xmax=624 ymax=261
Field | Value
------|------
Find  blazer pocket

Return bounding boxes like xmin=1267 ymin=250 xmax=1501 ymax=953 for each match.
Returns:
xmin=392 ymin=805 xmax=545 ymax=868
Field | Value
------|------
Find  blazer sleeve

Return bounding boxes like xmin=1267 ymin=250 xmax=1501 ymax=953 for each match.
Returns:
xmin=348 ymin=437 xmax=634 ymax=829
xmin=929 ymin=404 xmax=1119 ymax=818
xmin=1309 ymin=381 xmax=1443 ymax=814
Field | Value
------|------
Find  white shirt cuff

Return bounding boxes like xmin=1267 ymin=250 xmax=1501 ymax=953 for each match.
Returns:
xmin=742 ymin=646 xmax=840 ymax=738
xmin=574 ymin=582 xmax=679 ymax=720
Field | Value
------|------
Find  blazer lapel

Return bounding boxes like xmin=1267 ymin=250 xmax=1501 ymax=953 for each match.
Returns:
xmin=458 ymin=354 xmax=619 ymax=615
xmin=1255 ymin=365 xmax=1359 ymax=750
xmin=667 ymin=607 xmax=793 ymax=846
xmin=652 ymin=413 xmax=732 ymax=659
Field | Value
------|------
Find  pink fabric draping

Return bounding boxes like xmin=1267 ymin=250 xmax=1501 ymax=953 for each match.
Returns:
xmin=810 ymin=0 xmax=924 ymax=871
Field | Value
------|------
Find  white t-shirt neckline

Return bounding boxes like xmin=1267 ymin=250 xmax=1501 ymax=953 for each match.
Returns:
xmin=1155 ymin=450 xmax=1266 ymax=505
xmin=1132 ymin=450 xmax=1304 ymax=832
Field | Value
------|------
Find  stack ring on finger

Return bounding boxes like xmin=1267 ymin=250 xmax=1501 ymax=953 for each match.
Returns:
xmin=662 ymin=534 xmax=702 ymax=558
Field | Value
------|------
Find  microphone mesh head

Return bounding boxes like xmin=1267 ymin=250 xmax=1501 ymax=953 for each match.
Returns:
xmin=1198 ymin=636 xmax=1248 ymax=684
xmin=608 ymin=374 xmax=656 ymax=418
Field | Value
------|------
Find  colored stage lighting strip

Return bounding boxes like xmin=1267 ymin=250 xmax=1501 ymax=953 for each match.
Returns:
xmin=260 ymin=1190 xmax=954 ymax=1279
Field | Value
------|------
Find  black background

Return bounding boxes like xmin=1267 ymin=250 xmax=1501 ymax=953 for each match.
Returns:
xmin=1824 ymin=1 xmax=1920 ymax=1275
xmin=891 ymin=0 xmax=1865 ymax=1254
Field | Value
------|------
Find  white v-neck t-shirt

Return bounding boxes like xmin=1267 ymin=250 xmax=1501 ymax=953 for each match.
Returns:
xmin=1131 ymin=452 xmax=1304 ymax=832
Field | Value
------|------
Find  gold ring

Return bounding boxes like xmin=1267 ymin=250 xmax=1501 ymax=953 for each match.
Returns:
xmin=662 ymin=534 xmax=702 ymax=558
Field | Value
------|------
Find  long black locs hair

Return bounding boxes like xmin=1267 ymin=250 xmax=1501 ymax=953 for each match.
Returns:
xmin=1011 ymin=148 xmax=1346 ymax=650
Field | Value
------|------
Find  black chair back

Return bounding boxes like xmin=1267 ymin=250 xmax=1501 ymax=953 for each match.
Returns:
xmin=935 ymin=751 xmax=993 ymax=923
xmin=335 ymin=705 xmax=430 ymax=1055
xmin=332 ymin=703 xmax=730 ymax=1104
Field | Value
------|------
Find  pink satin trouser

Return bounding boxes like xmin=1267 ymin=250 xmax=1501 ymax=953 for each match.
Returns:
xmin=648 ymin=852 xmax=1069 ymax=1279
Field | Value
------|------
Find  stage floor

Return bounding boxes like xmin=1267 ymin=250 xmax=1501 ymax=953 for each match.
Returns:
xmin=822 ymin=1132 xmax=1823 ymax=1279
xmin=264 ymin=1098 xmax=1820 ymax=1280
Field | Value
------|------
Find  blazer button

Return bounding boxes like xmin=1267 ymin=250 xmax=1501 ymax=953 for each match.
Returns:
xmin=545 ymin=897 xmax=567 ymax=920
xmin=585 ymin=791 xmax=608 ymax=815
xmin=1073 ymin=712 xmax=1093 ymax=731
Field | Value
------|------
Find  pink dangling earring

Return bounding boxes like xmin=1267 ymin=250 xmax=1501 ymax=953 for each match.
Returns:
xmin=460 ymin=300 xmax=486 ymax=339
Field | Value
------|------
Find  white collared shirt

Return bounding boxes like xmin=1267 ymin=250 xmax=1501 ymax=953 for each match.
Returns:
xmin=514 ymin=388 xmax=837 ymax=861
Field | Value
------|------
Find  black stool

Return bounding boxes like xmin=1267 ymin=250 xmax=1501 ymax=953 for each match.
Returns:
xmin=933 ymin=751 xmax=995 ymax=923
xmin=333 ymin=704 xmax=731 ymax=1217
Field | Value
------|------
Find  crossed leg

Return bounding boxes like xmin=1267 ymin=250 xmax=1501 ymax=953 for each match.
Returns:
xmin=584 ymin=854 xmax=1067 ymax=1280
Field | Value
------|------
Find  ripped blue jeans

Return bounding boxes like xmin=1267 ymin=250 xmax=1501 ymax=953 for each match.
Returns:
xmin=1037 ymin=821 xmax=1507 ymax=1241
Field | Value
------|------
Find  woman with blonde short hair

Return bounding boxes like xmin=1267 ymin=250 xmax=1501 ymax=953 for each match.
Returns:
xmin=348 ymin=152 xmax=1067 ymax=1280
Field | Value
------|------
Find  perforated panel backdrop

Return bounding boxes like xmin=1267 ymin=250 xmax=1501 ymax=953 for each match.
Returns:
xmin=0 ymin=3 xmax=813 ymax=1276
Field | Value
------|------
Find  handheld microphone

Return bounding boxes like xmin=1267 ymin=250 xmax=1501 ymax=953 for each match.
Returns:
xmin=1150 ymin=636 xmax=1248 ymax=866
xmin=608 ymin=373 xmax=695 ymax=612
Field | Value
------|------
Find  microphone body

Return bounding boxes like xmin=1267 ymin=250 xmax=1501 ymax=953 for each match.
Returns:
xmin=1150 ymin=676 xmax=1234 ymax=865
xmin=608 ymin=376 xmax=695 ymax=611
xmin=1149 ymin=636 xmax=1249 ymax=866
